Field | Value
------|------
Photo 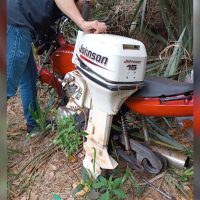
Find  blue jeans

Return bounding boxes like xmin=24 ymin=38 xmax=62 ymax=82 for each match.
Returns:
xmin=7 ymin=25 xmax=37 ymax=128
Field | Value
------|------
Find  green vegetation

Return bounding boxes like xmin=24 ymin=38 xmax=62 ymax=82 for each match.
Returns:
xmin=73 ymin=167 xmax=128 ymax=200
xmin=28 ymin=97 xmax=54 ymax=133
xmin=180 ymin=167 xmax=193 ymax=182
xmin=53 ymin=116 xmax=88 ymax=159
xmin=65 ymin=0 xmax=193 ymax=79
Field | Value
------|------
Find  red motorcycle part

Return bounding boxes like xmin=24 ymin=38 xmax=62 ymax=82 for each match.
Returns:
xmin=51 ymin=43 xmax=75 ymax=76
xmin=37 ymin=65 xmax=62 ymax=97
xmin=125 ymin=94 xmax=193 ymax=117
xmin=126 ymin=77 xmax=193 ymax=117
xmin=56 ymin=34 xmax=66 ymax=46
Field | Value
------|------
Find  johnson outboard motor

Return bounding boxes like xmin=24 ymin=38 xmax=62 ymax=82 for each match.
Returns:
xmin=61 ymin=30 xmax=147 ymax=176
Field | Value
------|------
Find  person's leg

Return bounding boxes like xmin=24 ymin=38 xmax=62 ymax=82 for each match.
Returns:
xmin=7 ymin=25 xmax=37 ymax=130
xmin=7 ymin=25 xmax=32 ymax=99
xmin=19 ymin=50 xmax=38 ymax=131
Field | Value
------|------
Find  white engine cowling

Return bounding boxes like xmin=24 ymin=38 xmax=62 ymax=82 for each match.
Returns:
xmin=72 ymin=31 xmax=147 ymax=84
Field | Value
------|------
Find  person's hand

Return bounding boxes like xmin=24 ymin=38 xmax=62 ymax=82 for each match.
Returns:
xmin=55 ymin=0 xmax=106 ymax=33
xmin=80 ymin=20 xmax=107 ymax=33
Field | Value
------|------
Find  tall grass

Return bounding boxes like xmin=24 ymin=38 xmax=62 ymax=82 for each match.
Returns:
xmin=92 ymin=0 xmax=193 ymax=78
xmin=62 ymin=0 xmax=192 ymax=79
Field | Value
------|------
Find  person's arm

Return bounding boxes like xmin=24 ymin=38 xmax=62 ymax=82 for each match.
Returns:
xmin=54 ymin=0 xmax=107 ymax=33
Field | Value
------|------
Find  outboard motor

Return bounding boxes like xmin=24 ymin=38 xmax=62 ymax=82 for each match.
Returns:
xmin=60 ymin=31 xmax=147 ymax=177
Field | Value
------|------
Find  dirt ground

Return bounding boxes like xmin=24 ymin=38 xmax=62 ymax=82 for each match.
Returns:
xmin=7 ymin=90 xmax=193 ymax=200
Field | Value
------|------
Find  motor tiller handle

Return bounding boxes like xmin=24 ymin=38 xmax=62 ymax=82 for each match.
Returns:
xmin=82 ymin=0 xmax=91 ymax=21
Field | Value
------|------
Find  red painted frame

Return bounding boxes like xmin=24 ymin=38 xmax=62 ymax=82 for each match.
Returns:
xmin=125 ymin=94 xmax=193 ymax=117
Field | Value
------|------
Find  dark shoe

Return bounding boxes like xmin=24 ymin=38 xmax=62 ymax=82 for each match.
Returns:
xmin=27 ymin=124 xmax=37 ymax=133
xmin=26 ymin=119 xmax=55 ymax=137
xmin=27 ymin=126 xmax=41 ymax=138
